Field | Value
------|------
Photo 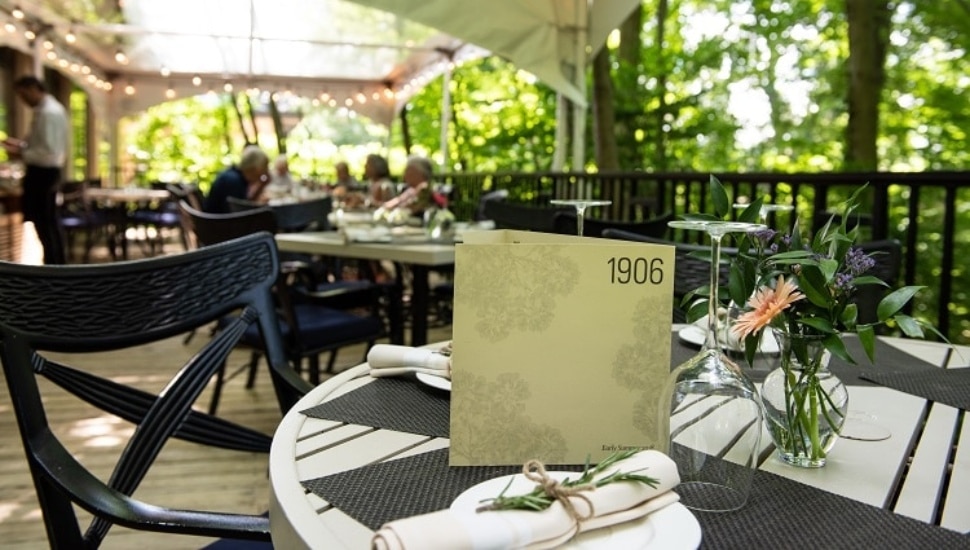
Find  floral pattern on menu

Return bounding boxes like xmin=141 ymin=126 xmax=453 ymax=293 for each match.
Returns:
xmin=612 ymin=295 xmax=673 ymax=437
xmin=450 ymin=371 xmax=568 ymax=464
xmin=458 ymin=245 xmax=579 ymax=342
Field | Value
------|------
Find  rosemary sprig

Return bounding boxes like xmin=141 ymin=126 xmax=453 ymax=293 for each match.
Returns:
xmin=477 ymin=449 xmax=660 ymax=513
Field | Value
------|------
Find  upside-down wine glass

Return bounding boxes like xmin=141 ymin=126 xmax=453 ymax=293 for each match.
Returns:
xmin=548 ymin=199 xmax=612 ymax=236
xmin=662 ymin=219 xmax=766 ymax=512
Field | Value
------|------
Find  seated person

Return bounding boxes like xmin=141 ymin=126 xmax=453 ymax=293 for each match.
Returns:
xmin=202 ymin=145 xmax=270 ymax=213
xmin=381 ymin=156 xmax=446 ymax=216
xmin=364 ymin=154 xmax=396 ymax=205
xmin=264 ymin=155 xmax=296 ymax=198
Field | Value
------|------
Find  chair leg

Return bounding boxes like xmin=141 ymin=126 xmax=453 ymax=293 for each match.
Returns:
xmin=326 ymin=350 xmax=340 ymax=374
xmin=309 ymin=355 xmax=322 ymax=386
xmin=245 ymin=351 xmax=261 ymax=389
xmin=208 ymin=360 xmax=227 ymax=415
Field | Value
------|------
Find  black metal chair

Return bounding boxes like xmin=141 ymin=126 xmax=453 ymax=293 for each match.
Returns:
xmin=57 ymin=179 xmax=112 ymax=263
xmin=854 ymin=239 xmax=903 ymax=326
xmin=482 ymin=199 xmax=571 ymax=232
xmin=227 ymin=195 xmax=332 ymax=233
xmin=180 ymin=200 xmax=388 ymax=391
xmin=0 ymin=233 xmax=307 ymax=548
xmin=552 ymin=211 xmax=674 ymax=239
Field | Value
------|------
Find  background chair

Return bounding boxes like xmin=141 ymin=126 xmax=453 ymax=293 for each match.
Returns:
xmin=482 ymin=199 xmax=572 ymax=232
xmin=552 ymin=211 xmax=674 ymax=239
xmin=57 ymin=179 xmax=111 ymax=263
xmin=854 ymin=239 xmax=903 ymax=326
xmin=0 ymin=233 xmax=306 ymax=548
xmin=227 ymin=195 xmax=332 ymax=233
xmin=180 ymin=201 xmax=387 ymax=394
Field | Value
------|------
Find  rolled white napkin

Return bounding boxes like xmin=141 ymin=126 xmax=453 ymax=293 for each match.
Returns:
xmin=372 ymin=450 xmax=681 ymax=550
xmin=367 ymin=344 xmax=452 ymax=379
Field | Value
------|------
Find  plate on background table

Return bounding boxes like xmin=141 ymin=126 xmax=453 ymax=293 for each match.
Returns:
xmin=451 ymin=471 xmax=701 ymax=549
xmin=415 ymin=372 xmax=451 ymax=392
xmin=678 ymin=325 xmax=780 ymax=355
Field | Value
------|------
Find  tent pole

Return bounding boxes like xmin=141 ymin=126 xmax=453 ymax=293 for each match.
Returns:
xmin=572 ymin=0 xmax=588 ymax=171
xmin=552 ymin=93 xmax=567 ymax=171
xmin=439 ymin=63 xmax=453 ymax=170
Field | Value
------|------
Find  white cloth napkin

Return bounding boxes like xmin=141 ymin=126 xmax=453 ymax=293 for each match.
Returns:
xmin=371 ymin=450 xmax=681 ymax=550
xmin=693 ymin=307 xmax=744 ymax=351
xmin=367 ymin=344 xmax=451 ymax=378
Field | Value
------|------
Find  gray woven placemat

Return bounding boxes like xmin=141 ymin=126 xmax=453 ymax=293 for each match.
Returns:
xmin=860 ymin=368 xmax=970 ymax=411
xmin=302 ymin=448 xmax=583 ymax=531
xmin=671 ymin=333 xmax=940 ymax=386
xmin=300 ymin=376 xmax=450 ymax=437
xmin=303 ymin=448 xmax=969 ymax=548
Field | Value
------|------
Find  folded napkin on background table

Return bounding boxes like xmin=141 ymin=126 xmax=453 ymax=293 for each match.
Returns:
xmin=691 ymin=308 xmax=744 ymax=351
xmin=367 ymin=344 xmax=452 ymax=378
xmin=371 ymin=450 xmax=681 ymax=550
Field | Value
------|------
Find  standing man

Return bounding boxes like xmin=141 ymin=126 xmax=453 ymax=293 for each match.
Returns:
xmin=2 ymin=76 xmax=69 ymax=264
xmin=202 ymin=145 xmax=270 ymax=213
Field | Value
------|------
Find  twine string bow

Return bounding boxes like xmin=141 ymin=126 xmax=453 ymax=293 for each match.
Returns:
xmin=521 ymin=459 xmax=596 ymax=524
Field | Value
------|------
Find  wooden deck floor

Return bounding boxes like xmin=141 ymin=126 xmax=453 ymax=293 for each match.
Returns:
xmin=0 ymin=227 xmax=453 ymax=548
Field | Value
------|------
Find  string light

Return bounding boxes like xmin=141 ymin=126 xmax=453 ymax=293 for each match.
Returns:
xmin=165 ymin=83 xmax=176 ymax=99
xmin=23 ymin=28 xmax=35 ymax=40
xmin=124 ymin=81 xmax=136 ymax=95
xmin=160 ymin=65 xmax=170 ymax=77
xmin=114 ymin=49 xmax=128 ymax=64
xmin=4 ymin=22 xmax=15 ymax=33
xmin=191 ymin=74 xmax=201 ymax=86
xmin=223 ymin=81 xmax=233 ymax=92
xmin=12 ymin=6 xmax=24 ymax=19
xmin=42 ymin=39 xmax=53 ymax=50
xmin=65 ymin=27 xmax=76 ymax=43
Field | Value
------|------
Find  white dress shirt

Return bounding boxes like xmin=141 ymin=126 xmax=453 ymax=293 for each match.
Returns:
xmin=22 ymin=95 xmax=68 ymax=168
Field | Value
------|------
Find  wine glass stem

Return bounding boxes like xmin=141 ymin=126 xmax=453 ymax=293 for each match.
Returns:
xmin=706 ymin=233 xmax=724 ymax=350
xmin=575 ymin=206 xmax=587 ymax=236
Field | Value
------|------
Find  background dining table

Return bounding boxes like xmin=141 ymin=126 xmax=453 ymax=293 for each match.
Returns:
xmin=269 ymin=327 xmax=970 ymax=549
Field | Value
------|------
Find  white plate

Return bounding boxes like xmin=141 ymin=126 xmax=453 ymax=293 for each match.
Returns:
xmin=678 ymin=324 xmax=779 ymax=355
xmin=415 ymin=372 xmax=451 ymax=392
xmin=450 ymin=472 xmax=701 ymax=549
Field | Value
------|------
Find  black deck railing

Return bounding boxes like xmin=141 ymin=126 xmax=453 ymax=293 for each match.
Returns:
xmin=440 ymin=171 xmax=970 ymax=345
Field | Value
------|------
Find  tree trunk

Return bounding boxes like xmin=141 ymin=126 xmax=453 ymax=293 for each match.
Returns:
xmin=845 ymin=0 xmax=891 ymax=170
xmin=619 ymin=4 xmax=642 ymax=66
xmin=269 ymin=93 xmax=286 ymax=155
xmin=654 ymin=0 xmax=669 ymax=170
xmin=228 ymin=93 xmax=252 ymax=146
xmin=592 ymin=47 xmax=620 ymax=170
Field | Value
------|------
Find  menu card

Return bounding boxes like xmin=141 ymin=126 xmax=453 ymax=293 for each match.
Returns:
xmin=450 ymin=230 xmax=675 ymax=465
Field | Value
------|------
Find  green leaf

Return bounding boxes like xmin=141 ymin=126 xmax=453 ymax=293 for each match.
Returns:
xmin=876 ymin=286 xmax=925 ymax=321
xmin=737 ymin=197 xmax=765 ymax=223
xmin=710 ymin=174 xmax=729 ymax=218
xmin=840 ymin=303 xmax=858 ymax=330
xmin=857 ymin=324 xmax=876 ymax=362
xmin=851 ymin=275 xmax=888 ymax=288
xmin=819 ymin=258 xmax=839 ymax=283
xmin=685 ymin=299 xmax=709 ymax=323
xmin=823 ymin=334 xmax=854 ymax=364
xmin=768 ymin=250 xmax=814 ymax=260
xmin=893 ymin=315 xmax=925 ymax=338
xmin=798 ymin=317 xmax=836 ymax=333
xmin=796 ymin=268 xmax=832 ymax=308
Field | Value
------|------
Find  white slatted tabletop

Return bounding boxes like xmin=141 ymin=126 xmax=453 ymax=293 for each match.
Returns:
xmin=269 ymin=331 xmax=970 ymax=549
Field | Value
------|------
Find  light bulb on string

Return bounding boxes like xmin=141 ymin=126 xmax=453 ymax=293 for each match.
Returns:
xmin=65 ymin=28 xmax=76 ymax=43
xmin=124 ymin=81 xmax=135 ymax=95
xmin=12 ymin=6 xmax=24 ymax=19
xmin=165 ymin=84 xmax=176 ymax=99
xmin=160 ymin=65 xmax=171 ymax=77
xmin=191 ymin=74 xmax=201 ymax=86
xmin=115 ymin=49 xmax=128 ymax=64
xmin=24 ymin=29 xmax=35 ymax=40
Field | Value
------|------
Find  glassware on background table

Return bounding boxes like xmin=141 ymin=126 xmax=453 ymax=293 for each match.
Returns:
xmin=549 ymin=199 xmax=612 ymax=236
xmin=733 ymin=202 xmax=794 ymax=225
xmin=662 ymin=219 xmax=765 ymax=512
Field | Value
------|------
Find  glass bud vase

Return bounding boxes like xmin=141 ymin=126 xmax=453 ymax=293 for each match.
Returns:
xmin=762 ymin=329 xmax=849 ymax=468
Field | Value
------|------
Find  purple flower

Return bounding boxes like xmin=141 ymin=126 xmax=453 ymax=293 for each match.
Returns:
xmin=845 ymin=247 xmax=876 ymax=276
xmin=835 ymin=272 xmax=854 ymax=290
xmin=752 ymin=228 xmax=777 ymax=243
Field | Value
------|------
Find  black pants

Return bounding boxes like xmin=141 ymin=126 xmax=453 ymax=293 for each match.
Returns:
xmin=22 ymin=165 xmax=66 ymax=265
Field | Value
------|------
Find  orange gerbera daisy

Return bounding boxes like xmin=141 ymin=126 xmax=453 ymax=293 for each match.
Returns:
xmin=731 ymin=276 xmax=805 ymax=340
